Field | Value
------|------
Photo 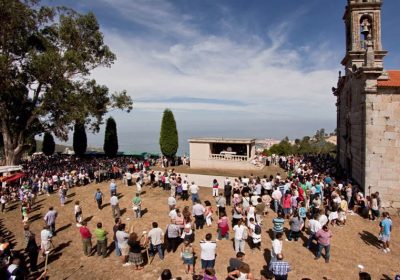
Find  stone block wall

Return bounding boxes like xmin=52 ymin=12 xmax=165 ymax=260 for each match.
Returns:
xmin=365 ymin=87 xmax=400 ymax=207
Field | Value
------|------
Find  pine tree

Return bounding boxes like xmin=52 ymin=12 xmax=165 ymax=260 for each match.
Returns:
xmin=159 ymin=109 xmax=179 ymax=158
xmin=42 ymin=132 xmax=55 ymax=156
xmin=103 ymin=117 xmax=118 ymax=157
xmin=73 ymin=122 xmax=87 ymax=156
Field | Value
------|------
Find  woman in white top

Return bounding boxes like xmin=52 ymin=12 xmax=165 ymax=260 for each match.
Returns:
xmin=246 ymin=203 xmax=255 ymax=226
xmin=227 ymin=263 xmax=254 ymax=280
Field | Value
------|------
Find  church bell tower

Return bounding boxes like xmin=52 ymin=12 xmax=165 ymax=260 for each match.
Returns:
xmin=342 ymin=0 xmax=387 ymax=75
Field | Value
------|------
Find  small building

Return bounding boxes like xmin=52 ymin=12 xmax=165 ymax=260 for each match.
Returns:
xmin=189 ymin=138 xmax=257 ymax=170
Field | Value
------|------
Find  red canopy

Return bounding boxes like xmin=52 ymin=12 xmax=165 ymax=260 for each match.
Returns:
xmin=1 ymin=172 xmax=25 ymax=183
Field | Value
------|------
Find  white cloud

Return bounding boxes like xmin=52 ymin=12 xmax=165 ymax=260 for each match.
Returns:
xmin=91 ymin=0 xmax=339 ymax=121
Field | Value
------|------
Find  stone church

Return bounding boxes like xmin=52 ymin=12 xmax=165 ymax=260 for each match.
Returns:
xmin=333 ymin=0 xmax=400 ymax=208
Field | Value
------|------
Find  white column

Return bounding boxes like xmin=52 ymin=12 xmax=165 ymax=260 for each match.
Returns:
xmin=246 ymin=144 xmax=249 ymax=160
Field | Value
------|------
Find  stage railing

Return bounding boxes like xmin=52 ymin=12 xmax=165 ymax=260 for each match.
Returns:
xmin=209 ymin=154 xmax=248 ymax=161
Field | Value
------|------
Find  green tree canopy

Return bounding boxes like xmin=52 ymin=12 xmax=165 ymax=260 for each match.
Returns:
xmin=159 ymin=109 xmax=178 ymax=158
xmin=42 ymin=132 xmax=55 ymax=156
xmin=103 ymin=117 xmax=118 ymax=157
xmin=73 ymin=121 xmax=87 ymax=156
xmin=0 ymin=0 xmax=132 ymax=164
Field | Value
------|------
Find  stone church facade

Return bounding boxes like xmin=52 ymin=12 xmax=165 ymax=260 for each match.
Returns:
xmin=334 ymin=0 xmax=400 ymax=208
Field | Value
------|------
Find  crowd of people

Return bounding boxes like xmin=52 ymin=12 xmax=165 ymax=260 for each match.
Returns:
xmin=0 ymin=154 xmax=395 ymax=279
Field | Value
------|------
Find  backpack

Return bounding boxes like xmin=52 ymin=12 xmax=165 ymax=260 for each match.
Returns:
xmin=254 ymin=224 xmax=262 ymax=235
xmin=95 ymin=192 xmax=102 ymax=201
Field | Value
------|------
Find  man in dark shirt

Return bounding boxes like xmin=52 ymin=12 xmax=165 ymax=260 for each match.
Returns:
xmin=224 ymin=182 xmax=232 ymax=206
xmin=228 ymin=252 xmax=246 ymax=272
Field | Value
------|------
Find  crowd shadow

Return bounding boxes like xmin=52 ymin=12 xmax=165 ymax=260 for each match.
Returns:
xmin=359 ymin=230 xmax=381 ymax=248
xmin=64 ymin=200 xmax=73 ymax=205
xmin=102 ymin=203 xmax=110 ymax=209
xmin=66 ymin=193 xmax=76 ymax=198
xmin=381 ymin=274 xmax=391 ymax=280
xmin=7 ymin=203 xmax=19 ymax=212
xmin=30 ymin=204 xmax=43 ymax=212
xmin=120 ymin=208 xmax=126 ymax=216
xmin=141 ymin=208 xmax=148 ymax=217
xmin=83 ymin=215 xmax=94 ymax=223
xmin=56 ymin=223 xmax=72 ymax=234
xmin=29 ymin=213 xmax=42 ymax=223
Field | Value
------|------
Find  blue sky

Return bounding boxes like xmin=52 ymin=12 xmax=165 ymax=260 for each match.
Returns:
xmin=43 ymin=0 xmax=400 ymax=154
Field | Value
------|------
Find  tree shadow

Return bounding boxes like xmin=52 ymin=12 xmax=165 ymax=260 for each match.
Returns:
xmin=56 ymin=223 xmax=72 ymax=234
xmin=359 ymin=231 xmax=381 ymax=248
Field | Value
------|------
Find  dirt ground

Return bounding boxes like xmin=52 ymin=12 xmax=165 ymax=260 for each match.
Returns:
xmin=1 ymin=179 xmax=399 ymax=280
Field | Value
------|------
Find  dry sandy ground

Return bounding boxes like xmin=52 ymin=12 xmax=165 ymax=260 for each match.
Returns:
xmin=1 ymin=180 xmax=399 ymax=280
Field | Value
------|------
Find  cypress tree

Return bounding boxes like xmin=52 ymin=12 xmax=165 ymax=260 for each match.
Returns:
xmin=159 ymin=109 xmax=178 ymax=158
xmin=42 ymin=132 xmax=55 ymax=156
xmin=73 ymin=121 xmax=87 ymax=156
xmin=103 ymin=117 xmax=118 ymax=157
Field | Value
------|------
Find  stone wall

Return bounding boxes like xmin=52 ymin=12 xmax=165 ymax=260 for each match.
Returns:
xmin=365 ymin=87 xmax=400 ymax=208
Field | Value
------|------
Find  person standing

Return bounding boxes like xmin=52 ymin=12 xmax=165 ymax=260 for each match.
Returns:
xmin=79 ymin=221 xmax=92 ymax=256
xmin=189 ymin=182 xmax=200 ymax=203
xmin=74 ymin=201 xmax=83 ymax=226
xmin=216 ymin=193 xmax=226 ymax=216
xmin=212 ymin=179 xmax=219 ymax=197
xmin=113 ymin=218 xmax=121 ymax=257
xmin=24 ymin=224 xmax=39 ymax=272
xmin=110 ymin=193 xmax=120 ymax=219
xmin=192 ymin=200 xmax=206 ymax=230
xmin=248 ymin=217 xmax=262 ymax=251
xmin=271 ymin=232 xmax=283 ymax=263
xmin=44 ymin=207 xmax=58 ymax=236
xmin=272 ymin=213 xmax=285 ymax=239
xmin=255 ymin=198 xmax=265 ymax=226
xmin=181 ymin=240 xmax=195 ymax=274
xmin=288 ymin=210 xmax=303 ymax=242
xmin=116 ymin=223 xmax=130 ymax=266
xmin=165 ymin=222 xmax=181 ymax=253
xmin=224 ymin=181 xmax=232 ymax=206
xmin=132 ymin=193 xmax=142 ymax=218
xmin=110 ymin=179 xmax=117 ymax=195
xmin=148 ymin=222 xmax=164 ymax=260
xmin=307 ymin=214 xmax=322 ymax=249
xmin=380 ymin=212 xmax=392 ymax=253
xmin=168 ymin=195 xmax=176 ymax=211
xmin=94 ymin=189 xmax=104 ymax=210
xmin=315 ymin=225 xmax=333 ymax=263
xmin=128 ymin=232 xmax=146 ymax=270
xmin=228 ymin=263 xmax=255 ymax=280
xmin=95 ymin=222 xmax=108 ymax=258
xmin=200 ymin=233 xmax=217 ymax=272
xmin=233 ymin=219 xmax=247 ymax=253
xmin=182 ymin=180 xmax=189 ymax=201
xmin=269 ymin=254 xmax=291 ymax=280
xmin=272 ymin=187 xmax=282 ymax=213
xmin=40 ymin=225 xmax=52 ymax=256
